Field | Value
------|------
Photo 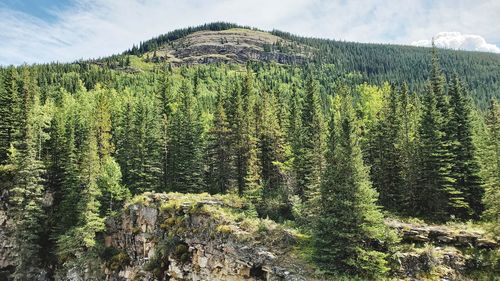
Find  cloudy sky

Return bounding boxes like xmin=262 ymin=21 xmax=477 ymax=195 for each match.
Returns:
xmin=1 ymin=0 xmax=499 ymax=65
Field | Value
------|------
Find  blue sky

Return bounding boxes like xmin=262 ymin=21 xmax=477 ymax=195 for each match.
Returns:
xmin=1 ymin=0 xmax=499 ymax=65
xmin=1 ymin=0 xmax=73 ymax=23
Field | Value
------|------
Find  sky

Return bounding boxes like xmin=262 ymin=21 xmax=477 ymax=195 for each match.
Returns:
xmin=1 ymin=0 xmax=500 ymax=65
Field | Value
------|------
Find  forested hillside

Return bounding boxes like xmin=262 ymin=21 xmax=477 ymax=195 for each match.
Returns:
xmin=0 ymin=23 xmax=499 ymax=280
xmin=122 ymin=22 xmax=500 ymax=107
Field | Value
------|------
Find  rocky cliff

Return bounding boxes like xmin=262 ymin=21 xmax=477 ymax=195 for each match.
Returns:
xmin=99 ymin=193 xmax=312 ymax=281
xmin=1 ymin=192 xmax=498 ymax=280
xmin=144 ymin=28 xmax=314 ymax=65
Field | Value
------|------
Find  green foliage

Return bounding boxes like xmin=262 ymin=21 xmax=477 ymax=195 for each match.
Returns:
xmin=314 ymin=92 xmax=397 ymax=279
xmin=481 ymin=100 xmax=500 ymax=236
xmin=0 ymin=30 xmax=498 ymax=279
xmin=294 ymin=74 xmax=325 ymax=221
xmin=98 ymin=156 xmax=130 ymax=215
xmin=447 ymin=75 xmax=484 ymax=219
xmin=415 ymin=52 xmax=468 ymax=221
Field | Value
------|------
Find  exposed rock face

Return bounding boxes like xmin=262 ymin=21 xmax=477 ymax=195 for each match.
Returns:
xmin=1 ymin=191 xmax=498 ymax=281
xmin=388 ymin=219 xmax=499 ymax=280
xmin=386 ymin=219 xmax=498 ymax=249
xmin=147 ymin=29 xmax=314 ymax=65
xmin=0 ymin=169 xmax=15 ymax=280
xmin=102 ymin=193 xmax=308 ymax=281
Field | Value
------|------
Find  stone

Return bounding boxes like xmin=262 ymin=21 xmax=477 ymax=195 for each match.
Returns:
xmin=436 ymin=235 xmax=454 ymax=243
xmin=142 ymin=207 xmax=158 ymax=226
xmin=476 ymin=238 xmax=497 ymax=249
xmin=101 ymin=193 xmax=308 ymax=281
xmin=407 ymin=234 xmax=430 ymax=242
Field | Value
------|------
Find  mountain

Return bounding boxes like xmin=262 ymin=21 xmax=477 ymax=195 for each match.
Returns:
xmin=140 ymin=28 xmax=313 ymax=65
xmin=116 ymin=22 xmax=500 ymax=106
xmin=1 ymin=22 xmax=499 ymax=281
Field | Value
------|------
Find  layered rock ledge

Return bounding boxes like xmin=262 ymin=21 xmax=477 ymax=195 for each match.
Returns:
xmin=102 ymin=193 xmax=309 ymax=281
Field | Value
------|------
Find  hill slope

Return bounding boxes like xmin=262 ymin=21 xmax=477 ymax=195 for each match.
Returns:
xmin=143 ymin=28 xmax=312 ymax=65
xmin=122 ymin=22 xmax=500 ymax=105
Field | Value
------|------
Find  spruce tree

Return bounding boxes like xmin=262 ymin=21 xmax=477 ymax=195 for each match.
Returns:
xmin=158 ymin=75 xmax=174 ymax=191
xmin=98 ymin=156 xmax=129 ymax=215
xmin=295 ymin=74 xmax=324 ymax=203
xmin=241 ymin=68 xmax=262 ymax=203
xmin=416 ymin=49 xmax=467 ymax=220
xmin=398 ymin=83 xmax=420 ymax=213
xmin=447 ymin=75 xmax=483 ymax=219
xmin=229 ymin=82 xmax=248 ymax=195
xmin=57 ymin=131 xmax=104 ymax=278
xmin=256 ymin=90 xmax=290 ymax=218
xmin=482 ymin=100 xmax=500 ymax=235
xmin=54 ymin=111 xmax=81 ymax=235
xmin=168 ymin=79 xmax=204 ymax=193
xmin=417 ymin=81 xmax=466 ymax=220
xmin=10 ymin=70 xmax=49 ymax=279
xmin=314 ymin=93 xmax=393 ymax=278
xmin=205 ymin=90 xmax=232 ymax=194
xmin=367 ymin=85 xmax=404 ymax=212
xmin=0 ymin=67 xmax=20 ymax=163
xmin=127 ymin=94 xmax=162 ymax=193
xmin=227 ymin=69 xmax=262 ymax=199
xmin=94 ymin=87 xmax=114 ymax=160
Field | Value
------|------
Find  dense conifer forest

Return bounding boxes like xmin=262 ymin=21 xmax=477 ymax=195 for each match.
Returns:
xmin=0 ymin=23 xmax=499 ymax=280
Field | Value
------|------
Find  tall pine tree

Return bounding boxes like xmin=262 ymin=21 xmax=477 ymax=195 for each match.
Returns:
xmin=314 ymin=92 xmax=393 ymax=278
xmin=447 ymin=75 xmax=483 ymax=219
xmin=295 ymin=74 xmax=324 ymax=203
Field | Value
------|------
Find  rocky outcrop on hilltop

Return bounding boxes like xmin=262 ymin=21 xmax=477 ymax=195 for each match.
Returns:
xmin=146 ymin=28 xmax=314 ymax=65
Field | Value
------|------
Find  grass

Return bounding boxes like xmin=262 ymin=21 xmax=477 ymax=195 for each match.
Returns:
xmin=127 ymin=55 xmax=156 ymax=71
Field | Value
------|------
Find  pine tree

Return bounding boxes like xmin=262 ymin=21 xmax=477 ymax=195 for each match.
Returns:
xmin=314 ymin=93 xmax=393 ymax=278
xmin=367 ymin=85 xmax=405 ymax=212
xmin=398 ymin=83 xmax=420 ymax=213
xmin=10 ymin=69 xmax=49 ymax=279
xmin=447 ymin=75 xmax=483 ymax=219
xmin=241 ymin=67 xmax=262 ymax=201
xmin=124 ymin=94 xmax=162 ymax=193
xmin=295 ymin=74 xmax=324 ymax=203
xmin=158 ymin=75 xmax=174 ymax=191
xmin=205 ymin=90 xmax=232 ymax=194
xmin=0 ymin=67 xmax=20 ymax=163
xmin=417 ymin=81 xmax=466 ymax=220
xmin=482 ymin=100 xmax=500 ymax=235
xmin=168 ymin=79 xmax=204 ymax=193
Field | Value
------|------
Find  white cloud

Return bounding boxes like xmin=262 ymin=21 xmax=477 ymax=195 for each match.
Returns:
xmin=1 ymin=0 xmax=499 ymax=65
xmin=412 ymin=32 xmax=500 ymax=53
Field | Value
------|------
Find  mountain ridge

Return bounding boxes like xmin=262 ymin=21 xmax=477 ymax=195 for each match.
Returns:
xmin=111 ymin=22 xmax=500 ymax=106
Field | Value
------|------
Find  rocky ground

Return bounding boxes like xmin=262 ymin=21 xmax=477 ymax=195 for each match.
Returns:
xmin=100 ymin=192 xmax=311 ymax=281
xmin=0 ymin=192 xmax=498 ymax=280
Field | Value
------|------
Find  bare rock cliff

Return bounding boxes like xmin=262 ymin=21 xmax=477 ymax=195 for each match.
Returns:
xmin=100 ymin=193 xmax=309 ymax=281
